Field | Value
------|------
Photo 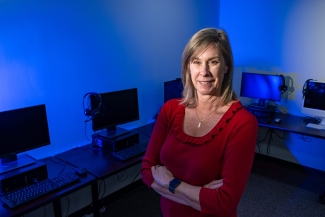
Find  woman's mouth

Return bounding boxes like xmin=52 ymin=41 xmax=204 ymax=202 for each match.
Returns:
xmin=199 ymin=81 xmax=213 ymax=84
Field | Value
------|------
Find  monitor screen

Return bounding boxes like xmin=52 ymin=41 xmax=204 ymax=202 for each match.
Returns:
xmin=164 ymin=78 xmax=183 ymax=103
xmin=302 ymin=81 xmax=325 ymax=122
xmin=0 ymin=104 xmax=50 ymax=172
xmin=91 ymin=88 xmax=140 ymax=139
xmin=240 ymin=72 xmax=282 ymax=108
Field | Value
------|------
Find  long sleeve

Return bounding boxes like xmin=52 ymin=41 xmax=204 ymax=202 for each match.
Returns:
xmin=199 ymin=112 xmax=258 ymax=216
xmin=141 ymin=100 xmax=178 ymax=187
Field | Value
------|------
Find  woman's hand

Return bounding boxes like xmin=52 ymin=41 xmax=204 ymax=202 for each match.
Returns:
xmin=151 ymin=165 xmax=174 ymax=188
xmin=203 ymin=179 xmax=223 ymax=190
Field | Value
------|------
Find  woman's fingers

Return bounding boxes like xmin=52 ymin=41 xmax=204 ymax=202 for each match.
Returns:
xmin=204 ymin=179 xmax=223 ymax=189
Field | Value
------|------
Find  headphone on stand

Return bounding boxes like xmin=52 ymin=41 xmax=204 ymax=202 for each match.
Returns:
xmin=279 ymin=75 xmax=288 ymax=94
xmin=302 ymin=79 xmax=315 ymax=99
xmin=83 ymin=92 xmax=102 ymax=119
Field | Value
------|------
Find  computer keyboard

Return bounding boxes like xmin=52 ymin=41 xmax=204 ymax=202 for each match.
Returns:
xmin=111 ymin=142 xmax=148 ymax=161
xmin=256 ymin=117 xmax=272 ymax=124
xmin=1 ymin=172 xmax=81 ymax=208
xmin=306 ymin=123 xmax=325 ymax=130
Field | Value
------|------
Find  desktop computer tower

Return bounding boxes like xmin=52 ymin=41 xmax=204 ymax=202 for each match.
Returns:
xmin=92 ymin=131 xmax=140 ymax=152
xmin=0 ymin=160 xmax=48 ymax=193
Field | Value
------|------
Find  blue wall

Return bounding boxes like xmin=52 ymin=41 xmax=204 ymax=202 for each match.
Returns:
xmin=0 ymin=0 xmax=220 ymax=158
xmin=220 ymin=0 xmax=325 ymax=171
xmin=4 ymin=0 xmax=324 ymax=172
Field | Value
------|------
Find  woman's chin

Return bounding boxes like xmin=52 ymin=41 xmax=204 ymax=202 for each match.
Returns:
xmin=197 ymin=86 xmax=213 ymax=93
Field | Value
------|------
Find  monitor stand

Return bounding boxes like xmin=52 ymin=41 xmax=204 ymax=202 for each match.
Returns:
xmin=249 ymin=103 xmax=269 ymax=109
xmin=0 ymin=154 xmax=36 ymax=175
xmin=249 ymin=99 xmax=269 ymax=109
xmin=98 ymin=128 xmax=130 ymax=140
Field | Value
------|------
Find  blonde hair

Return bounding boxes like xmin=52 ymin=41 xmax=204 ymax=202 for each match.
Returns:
xmin=180 ymin=28 xmax=237 ymax=108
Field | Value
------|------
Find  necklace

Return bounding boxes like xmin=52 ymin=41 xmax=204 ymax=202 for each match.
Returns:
xmin=194 ymin=107 xmax=218 ymax=128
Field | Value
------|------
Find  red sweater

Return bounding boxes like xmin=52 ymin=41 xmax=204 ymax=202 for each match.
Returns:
xmin=141 ymin=100 xmax=258 ymax=217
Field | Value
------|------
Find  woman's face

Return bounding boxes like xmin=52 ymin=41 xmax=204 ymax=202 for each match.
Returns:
xmin=189 ymin=44 xmax=228 ymax=98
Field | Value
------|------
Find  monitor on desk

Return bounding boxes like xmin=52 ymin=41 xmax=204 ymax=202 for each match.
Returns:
xmin=302 ymin=80 xmax=325 ymax=124
xmin=0 ymin=104 xmax=51 ymax=174
xmin=240 ymin=72 xmax=282 ymax=108
xmin=90 ymin=88 xmax=140 ymax=139
xmin=164 ymin=78 xmax=183 ymax=103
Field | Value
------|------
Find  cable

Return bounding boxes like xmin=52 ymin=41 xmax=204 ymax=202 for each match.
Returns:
xmin=65 ymin=196 xmax=70 ymax=217
xmin=99 ymin=180 xmax=107 ymax=200
xmin=42 ymin=158 xmax=67 ymax=175
xmin=131 ymin=169 xmax=141 ymax=184
xmin=255 ymin=136 xmax=261 ymax=154
xmin=84 ymin=120 xmax=92 ymax=142
xmin=257 ymin=128 xmax=272 ymax=147
xmin=266 ymin=129 xmax=274 ymax=156
xmin=273 ymin=129 xmax=286 ymax=140
xmin=116 ymin=170 xmax=128 ymax=182
xmin=43 ymin=206 xmax=46 ymax=217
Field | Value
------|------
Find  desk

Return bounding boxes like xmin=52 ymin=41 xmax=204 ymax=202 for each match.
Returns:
xmin=54 ymin=123 xmax=153 ymax=180
xmin=0 ymin=156 xmax=97 ymax=217
xmin=259 ymin=113 xmax=325 ymax=139
xmin=53 ymin=123 xmax=154 ymax=214
xmin=257 ymin=112 xmax=325 ymax=203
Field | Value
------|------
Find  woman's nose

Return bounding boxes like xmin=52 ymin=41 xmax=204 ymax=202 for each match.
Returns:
xmin=199 ymin=63 xmax=210 ymax=76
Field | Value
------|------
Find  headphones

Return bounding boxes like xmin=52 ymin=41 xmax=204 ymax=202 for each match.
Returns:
xmin=302 ymin=79 xmax=315 ymax=99
xmin=286 ymin=76 xmax=294 ymax=94
xmin=279 ymin=75 xmax=288 ymax=94
xmin=83 ymin=92 xmax=102 ymax=118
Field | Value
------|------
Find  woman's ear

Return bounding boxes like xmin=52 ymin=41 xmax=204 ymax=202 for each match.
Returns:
xmin=225 ymin=65 xmax=229 ymax=73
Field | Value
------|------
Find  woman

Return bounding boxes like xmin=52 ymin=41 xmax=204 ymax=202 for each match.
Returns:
xmin=141 ymin=28 xmax=258 ymax=217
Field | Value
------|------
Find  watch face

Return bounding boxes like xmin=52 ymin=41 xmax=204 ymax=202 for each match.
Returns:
xmin=170 ymin=178 xmax=181 ymax=187
xmin=169 ymin=178 xmax=181 ymax=194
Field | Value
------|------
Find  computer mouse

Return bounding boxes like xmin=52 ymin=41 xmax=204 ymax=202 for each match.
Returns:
xmin=75 ymin=168 xmax=88 ymax=177
xmin=274 ymin=118 xmax=281 ymax=123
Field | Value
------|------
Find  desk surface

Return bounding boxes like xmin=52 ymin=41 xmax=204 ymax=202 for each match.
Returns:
xmin=55 ymin=123 xmax=154 ymax=179
xmin=260 ymin=113 xmax=325 ymax=139
xmin=0 ymin=157 xmax=96 ymax=217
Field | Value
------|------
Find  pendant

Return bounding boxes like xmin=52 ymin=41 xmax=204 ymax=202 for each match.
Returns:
xmin=198 ymin=122 xmax=201 ymax=128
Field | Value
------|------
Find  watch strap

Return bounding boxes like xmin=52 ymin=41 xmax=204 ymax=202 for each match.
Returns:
xmin=169 ymin=178 xmax=181 ymax=194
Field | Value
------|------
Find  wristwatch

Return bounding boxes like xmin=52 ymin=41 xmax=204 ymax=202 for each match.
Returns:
xmin=169 ymin=178 xmax=181 ymax=194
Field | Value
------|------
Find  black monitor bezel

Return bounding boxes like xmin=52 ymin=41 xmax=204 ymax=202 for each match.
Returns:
xmin=0 ymin=104 xmax=51 ymax=160
xmin=302 ymin=80 xmax=325 ymax=118
xmin=90 ymin=88 xmax=140 ymax=132
xmin=164 ymin=78 xmax=183 ymax=103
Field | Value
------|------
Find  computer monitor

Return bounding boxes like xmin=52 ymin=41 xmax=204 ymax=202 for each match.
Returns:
xmin=0 ymin=104 xmax=51 ymax=174
xmin=302 ymin=80 xmax=325 ymax=124
xmin=240 ymin=72 xmax=282 ymax=108
xmin=91 ymin=88 xmax=140 ymax=139
xmin=164 ymin=78 xmax=183 ymax=103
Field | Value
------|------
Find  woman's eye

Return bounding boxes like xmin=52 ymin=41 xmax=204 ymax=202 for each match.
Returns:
xmin=192 ymin=60 xmax=201 ymax=65
xmin=209 ymin=60 xmax=219 ymax=65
